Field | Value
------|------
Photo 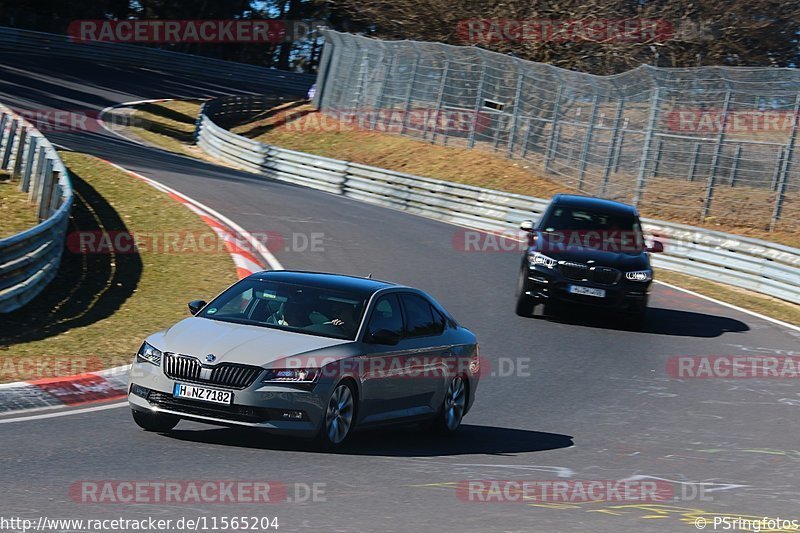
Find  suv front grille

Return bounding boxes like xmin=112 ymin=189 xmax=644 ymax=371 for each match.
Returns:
xmin=593 ymin=266 xmax=621 ymax=285
xmin=558 ymin=262 xmax=621 ymax=285
xmin=559 ymin=261 xmax=590 ymax=280
xmin=163 ymin=353 xmax=262 ymax=390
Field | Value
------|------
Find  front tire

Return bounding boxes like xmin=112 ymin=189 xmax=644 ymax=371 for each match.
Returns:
xmin=131 ymin=409 xmax=179 ymax=432
xmin=316 ymin=381 xmax=356 ymax=448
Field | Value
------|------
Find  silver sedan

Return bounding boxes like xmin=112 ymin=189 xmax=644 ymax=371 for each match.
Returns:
xmin=128 ymin=271 xmax=480 ymax=447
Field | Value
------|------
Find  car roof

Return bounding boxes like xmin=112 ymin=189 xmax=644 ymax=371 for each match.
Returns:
xmin=551 ymin=194 xmax=638 ymax=216
xmin=248 ymin=270 xmax=399 ymax=296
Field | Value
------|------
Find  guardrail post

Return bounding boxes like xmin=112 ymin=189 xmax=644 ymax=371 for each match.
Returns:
xmin=633 ymin=86 xmax=662 ymax=208
xmin=11 ymin=125 xmax=27 ymax=178
xmin=0 ymin=114 xmax=7 ymax=157
xmin=20 ymin=135 xmax=38 ymax=193
xmin=29 ymin=148 xmax=47 ymax=203
xmin=577 ymin=94 xmax=600 ymax=191
xmin=1 ymin=119 xmax=18 ymax=169
xmin=48 ymin=172 xmax=62 ymax=215
xmin=770 ymin=92 xmax=800 ymax=230
xmin=701 ymin=84 xmax=732 ymax=220
xmin=36 ymin=159 xmax=55 ymax=220
xmin=687 ymin=142 xmax=701 ymax=182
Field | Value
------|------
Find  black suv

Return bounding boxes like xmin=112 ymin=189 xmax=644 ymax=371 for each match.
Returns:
xmin=515 ymin=195 xmax=663 ymax=319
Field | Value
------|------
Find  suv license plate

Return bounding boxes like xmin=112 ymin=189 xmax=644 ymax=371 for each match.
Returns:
xmin=568 ymin=285 xmax=606 ymax=298
xmin=173 ymin=383 xmax=233 ymax=405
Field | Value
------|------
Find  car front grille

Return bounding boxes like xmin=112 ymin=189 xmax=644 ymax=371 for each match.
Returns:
xmin=559 ymin=261 xmax=590 ymax=280
xmin=593 ymin=266 xmax=621 ymax=285
xmin=558 ymin=262 xmax=621 ymax=285
xmin=147 ymin=390 xmax=271 ymax=423
xmin=163 ymin=353 xmax=262 ymax=390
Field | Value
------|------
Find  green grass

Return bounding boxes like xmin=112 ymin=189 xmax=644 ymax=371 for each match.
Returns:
xmin=0 ymin=171 xmax=40 ymax=238
xmin=0 ymin=152 xmax=237 ymax=382
xmin=656 ymin=269 xmax=799 ymax=326
xmin=128 ymin=100 xmax=204 ymax=158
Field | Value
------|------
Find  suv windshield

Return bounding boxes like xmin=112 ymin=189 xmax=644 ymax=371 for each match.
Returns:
xmin=541 ymin=206 xmax=645 ymax=253
xmin=198 ymin=279 xmax=367 ymax=340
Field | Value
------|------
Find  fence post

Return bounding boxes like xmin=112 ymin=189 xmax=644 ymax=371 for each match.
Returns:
xmin=544 ymin=126 xmax=561 ymax=173
xmin=770 ymin=92 xmax=800 ymax=230
xmin=577 ymin=94 xmax=600 ymax=191
xmin=429 ymin=57 xmax=450 ymax=144
xmin=371 ymin=41 xmax=391 ymax=130
xmin=400 ymin=42 xmax=420 ymax=136
xmin=467 ymin=49 xmax=486 ymax=149
xmin=633 ymin=86 xmax=661 ymax=208
xmin=506 ymin=60 xmax=525 ymax=158
xmin=687 ymin=142 xmax=702 ymax=182
xmin=312 ymin=30 xmax=336 ymax=110
xmin=770 ymin=147 xmax=785 ymax=191
xmin=651 ymin=138 xmax=664 ymax=178
xmin=521 ymin=118 xmax=532 ymax=159
xmin=728 ymin=145 xmax=742 ymax=187
xmin=544 ymin=74 xmax=565 ymax=174
xmin=600 ymin=97 xmax=626 ymax=196
xmin=701 ymin=83 xmax=732 ymax=220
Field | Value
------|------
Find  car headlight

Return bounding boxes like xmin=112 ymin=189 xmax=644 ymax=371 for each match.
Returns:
xmin=136 ymin=342 xmax=162 ymax=366
xmin=625 ymin=269 xmax=653 ymax=282
xmin=262 ymin=368 xmax=320 ymax=383
xmin=528 ymin=251 xmax=557 ymax=269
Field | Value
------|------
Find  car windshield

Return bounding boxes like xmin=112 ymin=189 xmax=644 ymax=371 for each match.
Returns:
xmin=198 ymin=279 xmax=367 ymax=340
xmin=541 ymin=206 xmax=645 ymax=252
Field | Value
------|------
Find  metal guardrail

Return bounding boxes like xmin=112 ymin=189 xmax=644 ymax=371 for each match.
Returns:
xmin=0 ymin=102 xmax=72 ymax=313
xmin=0 ymin=27 xmax=315 ymax=96
xmin=195 ymin=97 xmax=800 ymax=305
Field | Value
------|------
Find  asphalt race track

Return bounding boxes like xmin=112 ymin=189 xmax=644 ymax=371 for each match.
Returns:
xmin=1 ymin=52 xmax=799 ymax=532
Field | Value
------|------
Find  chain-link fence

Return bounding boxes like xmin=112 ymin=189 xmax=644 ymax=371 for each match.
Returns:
xmin=314 ymin=30 xmax=800 ymax=235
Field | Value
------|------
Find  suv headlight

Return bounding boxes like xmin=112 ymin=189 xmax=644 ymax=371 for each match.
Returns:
xmin=528 ymin=251 xmax=557 ymax=269
xmin=625 ymin=269 xmax=652 ymax=282
xmin=136 ymin=342 xmax=162 ymax=366
xmin=262 ymin=368 xmax=320 ymax=383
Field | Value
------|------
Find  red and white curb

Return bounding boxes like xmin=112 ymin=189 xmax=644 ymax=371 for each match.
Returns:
xmin=0 ymin=144 xmax=283 ymax=417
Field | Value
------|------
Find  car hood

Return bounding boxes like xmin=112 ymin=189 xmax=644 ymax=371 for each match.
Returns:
xmin=146 ymin=317 xmax=352 ymax=367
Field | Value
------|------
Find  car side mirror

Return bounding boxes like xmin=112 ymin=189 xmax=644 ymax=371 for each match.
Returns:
xmin=366 ymin=329 xmax=401 ymax=346
xmin=519 ymin=220 xmax=535 ymax=232
xmin=647 ymin=240 xmax=664 ymax=253
xmin=188 ymin=300 xmax=207 ymax=315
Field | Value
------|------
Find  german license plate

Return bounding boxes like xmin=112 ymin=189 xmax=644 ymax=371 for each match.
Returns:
xmin=173 ymin=383 xmax=232 ymax=405
xmin=568 ymin=285 xmax=606 ymax=298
